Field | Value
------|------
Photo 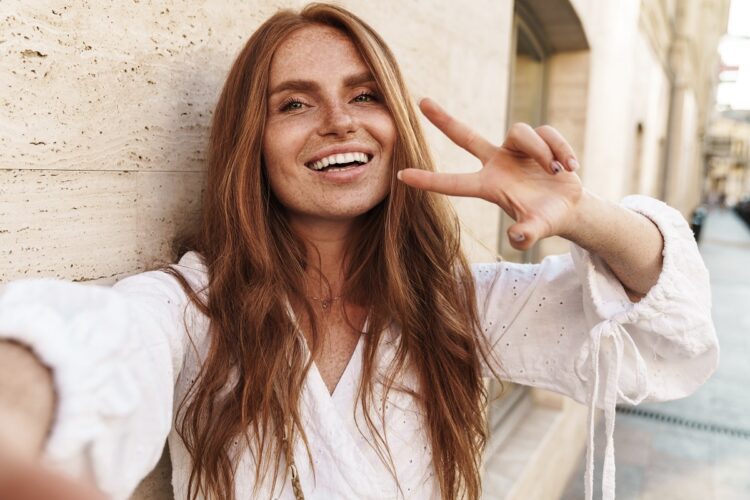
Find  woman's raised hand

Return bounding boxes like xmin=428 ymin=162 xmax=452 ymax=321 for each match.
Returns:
xmin=398 ymin=98 xmax=585 ymax=250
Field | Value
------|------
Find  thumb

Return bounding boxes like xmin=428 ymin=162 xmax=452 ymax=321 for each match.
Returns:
xmin=507 ymin=217 xmax=548 ymax=250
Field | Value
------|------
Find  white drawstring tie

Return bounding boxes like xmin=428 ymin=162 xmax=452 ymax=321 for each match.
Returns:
xmin=578 ymin=318 xmax=648 ymax=500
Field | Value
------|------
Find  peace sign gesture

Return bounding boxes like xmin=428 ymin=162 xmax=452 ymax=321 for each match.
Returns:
xmin=398 ymin=98 xmax=585 ymax=250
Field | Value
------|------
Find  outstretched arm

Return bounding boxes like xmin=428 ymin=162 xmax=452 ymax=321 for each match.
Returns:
xmin=398 ymin=98 xmax=663 ymax=300
xmin=0 ymin=252 xmax=207 ymax=498
xmin=0 ymin=341 xmax=103 ymax=499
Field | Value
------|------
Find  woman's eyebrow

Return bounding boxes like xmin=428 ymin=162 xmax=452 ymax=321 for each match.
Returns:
xmin=268 ymin=79 xmax=317 ymax=96
xmin=268 ymin=71 xmax=376 ymax=97
xmin=343 ymin=71 xmax=376 ymax=87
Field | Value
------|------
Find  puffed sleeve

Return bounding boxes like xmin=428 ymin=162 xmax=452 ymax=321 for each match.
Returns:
xmin=473 ymin=195 xmax=718 ymax=500
xmin=0 ymin=251 xmax=208 ymax=499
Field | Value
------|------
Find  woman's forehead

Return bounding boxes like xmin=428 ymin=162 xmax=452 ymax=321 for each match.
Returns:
xmin=268 ymin=25 xmax=369 ymax=85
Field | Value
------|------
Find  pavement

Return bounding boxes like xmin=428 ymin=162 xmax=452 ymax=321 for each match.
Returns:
xmin=560 ymin=208 xmax=750 ymax=500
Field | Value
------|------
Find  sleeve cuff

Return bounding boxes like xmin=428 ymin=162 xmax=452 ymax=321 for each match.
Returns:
xmin=570 ymin=195 xmax=715 ymax=354
xmin=0 ymin=280 xmax=141 ymax=463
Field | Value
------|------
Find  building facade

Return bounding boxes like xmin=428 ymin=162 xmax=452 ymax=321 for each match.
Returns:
xmin=0 ymin=0 xmax=729 ymax=498
xmin=705 ymin=112 xmax=750 ymax=207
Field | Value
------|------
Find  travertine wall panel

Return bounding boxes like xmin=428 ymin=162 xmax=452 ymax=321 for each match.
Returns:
xmin=135 ymin=171 xmax=204 ymax=271
xmin=1 ymin=0 xmax=282 ymax=172
xmin=0 ymin=169 xmax=138 ymax=281
xmin=0 ymin=169 xmax=203 ymax=282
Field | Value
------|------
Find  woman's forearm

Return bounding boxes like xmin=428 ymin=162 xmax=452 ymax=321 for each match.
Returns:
xmin=0 ymin=340 xmax=56 ymax=461
xmin=561 ymin=190 xmax=665 ymax=302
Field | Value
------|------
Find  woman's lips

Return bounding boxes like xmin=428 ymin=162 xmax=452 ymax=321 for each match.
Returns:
xmin=309 ymin=157 xmax=372 ymax=184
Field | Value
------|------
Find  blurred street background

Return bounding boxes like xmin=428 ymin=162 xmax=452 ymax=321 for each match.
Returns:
xmin=480 ymin=0 xmax=750 ymax=498
xmin=558 ymin=1 xmax=750 ymax=498
xmin=561 ymin=207 xmax=750 ymax=499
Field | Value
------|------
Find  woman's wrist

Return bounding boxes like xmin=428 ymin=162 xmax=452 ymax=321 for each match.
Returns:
xmin=558 ymin=188 xmax=607 ymax=249
xmin=558 ymin=191 xmax=664 ymax=297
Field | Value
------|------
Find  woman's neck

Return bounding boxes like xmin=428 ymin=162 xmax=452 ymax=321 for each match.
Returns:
xmin=289 ymin=215 xmax=355 ymax=297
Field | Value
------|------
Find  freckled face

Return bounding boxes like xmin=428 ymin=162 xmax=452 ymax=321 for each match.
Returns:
xmin=262 ymin=25 xmax=396 ymax=225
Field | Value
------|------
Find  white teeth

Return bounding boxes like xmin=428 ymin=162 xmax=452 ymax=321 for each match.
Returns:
xmin=307 ymin=151 xmax=371 ymax=170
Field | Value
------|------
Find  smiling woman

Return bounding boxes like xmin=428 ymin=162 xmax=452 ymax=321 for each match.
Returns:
xmin=0 ymin=3 xmax=719 ymax=500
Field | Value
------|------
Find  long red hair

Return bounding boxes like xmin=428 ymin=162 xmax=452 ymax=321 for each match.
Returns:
xmin=165 ymin=3 xmax=502 ymax=499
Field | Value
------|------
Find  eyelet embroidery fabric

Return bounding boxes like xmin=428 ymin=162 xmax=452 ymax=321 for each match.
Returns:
xmin=0 ymin=194 xmax=718 ymax=499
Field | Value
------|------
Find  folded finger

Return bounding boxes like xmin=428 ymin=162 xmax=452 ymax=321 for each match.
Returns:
xmin=535 ymin=125 xmax=579 ymax=171
xmin=419 ymin=98 xmax=496 ymax=163
xmin=398 ymin=168 xmax=484 ymax=198
xmin=505 ymin=123 xmax=559 ymax=175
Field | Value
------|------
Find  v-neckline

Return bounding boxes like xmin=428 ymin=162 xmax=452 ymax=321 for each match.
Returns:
xmin=285 ymin=302 xmax=367 ymax=401
xmin=312 ymin=332 xmax=363 ymax=401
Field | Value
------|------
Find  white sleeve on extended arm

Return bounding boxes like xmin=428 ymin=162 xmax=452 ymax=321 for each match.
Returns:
xmin=474 ymin=195 xmax=718 ymax=500
xmin=0 ymin=251 xmax=208 ymax=499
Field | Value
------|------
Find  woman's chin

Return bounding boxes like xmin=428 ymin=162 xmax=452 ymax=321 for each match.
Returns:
xmin=287 ymin=200 xmax=386 ymax=227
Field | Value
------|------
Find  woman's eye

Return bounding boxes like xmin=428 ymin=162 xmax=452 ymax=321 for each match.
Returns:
xmin=352 ymin=92 xmax=378 ymax=103
xmin=280 ymin=99 xmax=306 ymax=112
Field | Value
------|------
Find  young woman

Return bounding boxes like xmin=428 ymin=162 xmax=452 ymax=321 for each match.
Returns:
xmin=0 ymin=4 xmax=718 ymax=500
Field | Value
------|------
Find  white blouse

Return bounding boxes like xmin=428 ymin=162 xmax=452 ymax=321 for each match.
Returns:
xmin=0 ymin=195 xmax=718 ymax=500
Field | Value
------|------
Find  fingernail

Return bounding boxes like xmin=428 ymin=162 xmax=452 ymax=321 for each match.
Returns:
xmin=510 ymin=232 xmax=525 ymax=242
xmin=397 ymin=170 xmax=403 ymax=180
xmin=568 ymin=159 xmax=580 ymax=171
xmin=551 ymin=160 xmax=563 ymax=174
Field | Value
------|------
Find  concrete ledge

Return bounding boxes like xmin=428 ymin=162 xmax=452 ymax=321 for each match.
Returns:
xmin=483 ymin=388 xmax=589 ymax=500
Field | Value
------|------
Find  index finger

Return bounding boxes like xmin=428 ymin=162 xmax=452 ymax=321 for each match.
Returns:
xmin=419 ymin=98 xmax=497 ymax=163
xmin=398 ymin=168 xmax=484 ymax=199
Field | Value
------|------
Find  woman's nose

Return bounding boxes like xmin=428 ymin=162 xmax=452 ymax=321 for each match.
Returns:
xmin=318 ymin=103 xmax=356 ymax=137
